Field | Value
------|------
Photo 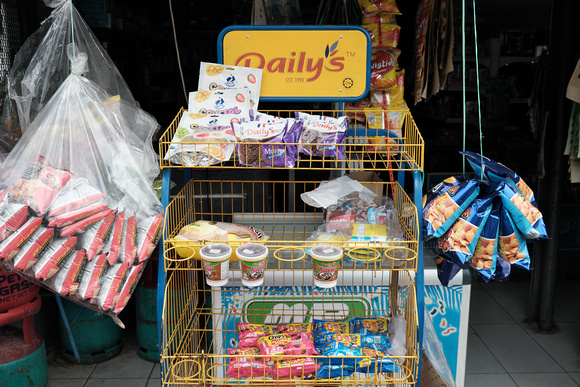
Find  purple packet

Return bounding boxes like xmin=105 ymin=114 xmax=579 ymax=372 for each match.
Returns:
xmin=295 ymin=112 xmax=347 ymax=159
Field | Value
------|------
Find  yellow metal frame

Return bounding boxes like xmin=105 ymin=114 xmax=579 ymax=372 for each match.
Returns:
xmin=160 ymin=179 xmax=420 ymax=385
xmin=158 ymin=107 xmax=424 ymax=172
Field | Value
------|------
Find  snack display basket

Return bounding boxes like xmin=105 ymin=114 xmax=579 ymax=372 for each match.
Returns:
xmin=157 ymin=104 xmax=425 ymax=386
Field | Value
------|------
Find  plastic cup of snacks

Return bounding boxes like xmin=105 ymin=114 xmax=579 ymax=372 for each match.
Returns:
xmin=311 ymin=244 xmax=343 ymax=288
xmin=236 ymin=243 xmax=269 ymax=287
xmin=199 ymin=243 xmax=232 ymax=287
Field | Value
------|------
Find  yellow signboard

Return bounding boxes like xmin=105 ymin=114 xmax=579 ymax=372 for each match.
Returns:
xmin=219 ymin=26 xmax=371 ymax=101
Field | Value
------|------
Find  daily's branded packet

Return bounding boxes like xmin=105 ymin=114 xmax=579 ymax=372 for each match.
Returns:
xmin=295 ymin=112 xmax=348 ymax=159
xmin=232 ymin=119 xmax=301 ymax=167
xmin=188 ymin=89 xmax=251 ymax=122
xmin=198 ymin=62 xmax=263 ymax=118
xmin=498 ymin=207 xmax=531 ymax=269
xmin=424 ymin=179 xmax=480 ymax=239
xmin=437 ymin=192 xmax=495 ymax=264
xmin=468 ymin=199 xmax=501 ymax=282
xmin=164 ymin=112 xmax=238 ymax=166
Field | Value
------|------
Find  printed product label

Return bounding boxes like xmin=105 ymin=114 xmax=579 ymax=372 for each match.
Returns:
xmin=204 ymin=259 xmax=229 ymax=283
xmin=312 ymin=258 xmax=340 ymax=283
xmin=240 ymin=260 xmax=266 ymax=283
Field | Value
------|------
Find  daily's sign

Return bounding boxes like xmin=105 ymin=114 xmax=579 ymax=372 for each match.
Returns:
xmin=218 ymin=26 xmax=371 ymax=101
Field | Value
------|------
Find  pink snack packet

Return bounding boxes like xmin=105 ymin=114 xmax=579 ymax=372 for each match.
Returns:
xmin=0 ymin=202 xmax=29 ymax=243
xmin=277 ymin=323 xmax=315 ymax=341
xmin=271 ymin=357 xmax=320 ymax=379
xmin=113 ymin=262 xmax=145 ymax=314
xmin=95 ymin=262 xmax=130 ymax=312
xmin=257 ymin=332 xmax=318 ymax=361
xmin=188 ymin=89 xmax=251 ymax=122
xmin=120 ymin=215 xmax=137 ymax=265
xmin=52 ymin=249 xmax=87 ymax=296
xmin=136 ymin=213 xmax=163 ymax=263
xmin=47 ymin=178 xmax=106 ymax=217
xmin=0 ymin=216 xmax=42 ymax=261
xmin=78 ymin=210 xmax=116 ymax=261
xmin=60 ymin=208 xmax=113 ymax=237
xmin=225 ymin=347 xmax=272 ymax=379
xmin=48 ymin=202 xmax=108 ymax=228
xmin=104 ymin=211 xmax=125 ymax=265
xmin=33 ymin=236 xmax=77 ymax=279
xmin=9 ymin=155 xmax=72 ymax=215
xmin=77 ymin=253 xmax=108 ymax=300
xmin=13 ymin=226 xmax=54 ymax=272
xmin=237 ymin=323 xmax=276 ymax=348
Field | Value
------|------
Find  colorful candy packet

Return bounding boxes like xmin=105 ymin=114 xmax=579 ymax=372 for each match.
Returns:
xmin=313 ymin=320 xmax=350 ymax=345
xmin=237 ymin=323 xmax=276 ymax=348
xmin=188 ymin=89 xmax=251 ymax=122
xmin=350 ymin=317 xmax=389 ymax=336
xmin=198 ymin=62 xmax=263 ymax=118
xmin=256 ymin=332 xmax=318 ymax=361
xmin=271 ymin=357 xmax=319 ymax=380
xmin=225 ymin=347 xmax=271 ymax=379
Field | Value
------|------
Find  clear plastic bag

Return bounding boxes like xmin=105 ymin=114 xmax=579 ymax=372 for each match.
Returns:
xmin=8 ymin=0 xmax=159 ymax=182
xmin=0 ymin=46 xmax=163 ymax=327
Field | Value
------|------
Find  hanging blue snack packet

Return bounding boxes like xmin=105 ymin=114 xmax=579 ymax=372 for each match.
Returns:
xmin=498 ymin=206 xmax=531 ymax=269
xmin=491 ymin=255 xmax=511 ymax=282
xmin=350 ymin=317 xmax=389 ymax=337
xmin=437 ymin=191 xmax=494 ymax=264
xmin=496 ymin=181 xmax=547 ymax=240
xmin=422 ymin=176 xmax=465 ymax=213
xmin=461 ymin=151 xmax=538 ymax=207
xmin=424 ymin=179 xmax=480 ymax=239
xmin=435 ymin=253 xmax=464 ymax=286
xmin=468 ymin=198 xmax=501 ymax=282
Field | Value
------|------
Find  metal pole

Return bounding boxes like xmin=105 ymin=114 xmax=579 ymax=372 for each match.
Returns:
xmin=531 ymin=0 xmax=578 ymax=332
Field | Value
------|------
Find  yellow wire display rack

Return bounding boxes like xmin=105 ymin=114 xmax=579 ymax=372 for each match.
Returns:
xmin=158 ymin=106 xmax=425 ymax=386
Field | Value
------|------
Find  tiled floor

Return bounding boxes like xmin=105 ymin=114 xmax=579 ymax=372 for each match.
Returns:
xmin=45 ymin=279 xmax=580 ymax=387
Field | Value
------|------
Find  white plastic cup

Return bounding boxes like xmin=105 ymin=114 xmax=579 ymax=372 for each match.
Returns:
xmin=199 ymin=243 xmax=232 ymax=287
xmin=236 ymin=243 xmax=269 ymax=287
xmin=311 ymin=244 xmax=343 ymax=288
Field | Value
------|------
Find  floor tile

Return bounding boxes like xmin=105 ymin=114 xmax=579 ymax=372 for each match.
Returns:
xmin=510 ymin=372 xmax=580 ymax=387
xmin=569 ymin=372 xmax=580 ymax=384
xmin=469 ymin=283 xmax=516 ymax=324
xmin=555 ymin=284 xmax=580 ymax=322
xmin=84 ymin=379 xmax=149 ymax=387
xmin=146 ymin=379 xmax=161 ymax=387
xmin=466 ymin=327 xmax=504 ymax=374
xmin=529 ymin=322 xmax=580 ymax=372
xmin=47 ymin=356 xmax=96 ymax=380
xmin=483 ymin=281 xmax=530 ymax=323
xmin=47 ymin=379 xmax=88 ymax=387
xmin=472 ymin=323 xmax=563 ymax=373
xmin=150 ymin=363 xmax=160 ymax=379
xmin=90 ymin=342 xmax=155 ymax=379
xmin=464 ymin=373 xmax=517 ymax=386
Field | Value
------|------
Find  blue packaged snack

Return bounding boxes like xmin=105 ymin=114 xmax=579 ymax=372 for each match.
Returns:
xmin=356 ymin=343 xmax=399 ymax=373
xmin=317 ymin=364 xmax=355 ymax=379
xmin=313 ymin=320 xmax=349 ymax=345
xmin=491 ymin=255 xmax=511 ymax=282
xmin=496 ymin=181 xmax=547 ymax=240
xmin=435 ymin=253 xmax=464 ymax=287
xmin=468 ymin=198 xmax=501 ymax=282
xmin=424 ymin=179 xmax=480 ymax=239
xmin=422 ymin=176 xmax=465 ymax=212
xmin=350 ymin=317 xmax=389 ymax=337
xmin=461 ymin=151 xmax=538 ymax=207
xmin=320 ymin=333 xmax=391 ymax=348
xmin=498 ymin=207 xmax=531 ymax=269
xmin=318 ymin=333 xmax=363 ymax=367
xmin=437 ymin=191 xmax=494 ymax=264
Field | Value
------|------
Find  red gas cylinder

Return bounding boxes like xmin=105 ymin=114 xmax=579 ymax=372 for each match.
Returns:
xmin=0 ymin=268 xmax=39 ymax=313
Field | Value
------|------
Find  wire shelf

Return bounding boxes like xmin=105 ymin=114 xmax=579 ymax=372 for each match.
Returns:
xmin=158 ymin=107 xmax=424 ymax=172
xmin=161 ymin=264 xmax=419 ymax=386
